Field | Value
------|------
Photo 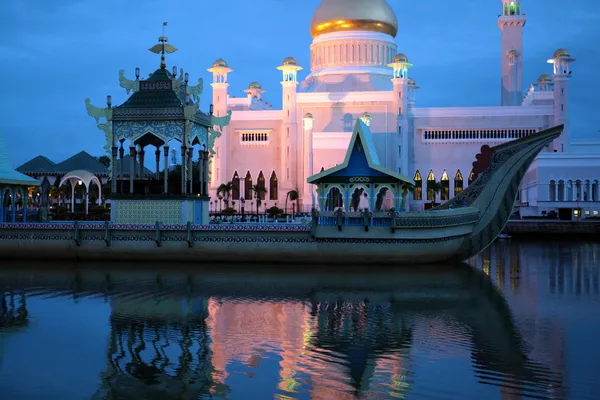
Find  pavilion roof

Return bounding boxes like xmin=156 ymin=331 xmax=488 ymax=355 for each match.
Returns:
xmin=54 ymin=151 xmax=108 ymax=175
xmin=16 ymin=155 xmax=56 ymax=174
xmin=0 ymin=132 xmax=40 ymax=186
xmin=307 ymin=120 xmax=414 ymax=186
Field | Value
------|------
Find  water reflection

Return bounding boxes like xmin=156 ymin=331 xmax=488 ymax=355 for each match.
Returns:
xmin=0 ymin=240 xmax=599 ymax=399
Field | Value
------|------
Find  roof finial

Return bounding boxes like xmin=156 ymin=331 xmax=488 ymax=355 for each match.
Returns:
xmin=148 ymin=22 xmax=178 ymax=69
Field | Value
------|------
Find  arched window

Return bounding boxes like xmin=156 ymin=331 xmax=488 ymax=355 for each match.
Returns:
xmin=244 ymin=171 xmax=252 ymax=200
xmin=257 ymin=171 xmax=266 ymax=201
xmin=592 ymin=180 xmax=599 ymax=202
xmin=426 ymin=170 xmax=436 ymax=201
xmin=440 ymin=170 xmax=450 ymax=201
xmin=549 ymin=180 xmax=556 ymax=201
xmin=584 ymin=180 xmax=590 ymax=201
xmin=232 ymin=171 xmax=240 ymax=200
xmin=558 ymin=180 xmax=565 ymax=201
xmin=413 ymin=170 xmax=422 ymax=201
xmin=269 ymin=171 xmax=278 ymax=201
xmin=454 ymin=170 xmax=464 ymax=195
xmin=575 ymin=180 xmax=582 ymax=201
xmin=468 ymin=168 xmax=476 ymax=185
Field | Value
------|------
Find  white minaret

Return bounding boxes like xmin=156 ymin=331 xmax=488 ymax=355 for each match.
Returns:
xmin=277 ymin=57 xmax=302 ymax=193
xmin=388 ymin=54 xmax=412 ymax=178
xmin=548 ymin=48 xmax=575 ymax=153
xmin=498 ymin=0 xmax=526 ymax=106
xmin=207 ymin=58 xmax=232 ymax=188
xmin=302 ymin=113 xmax=316 ymax=209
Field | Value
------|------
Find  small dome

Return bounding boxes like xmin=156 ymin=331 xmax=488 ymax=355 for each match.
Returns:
xmin=508 ymin=49 xmax=518 ymax=56
xmin=407 ymin=78 xmax=416 ymax=85
xmin=212 ymin=58 xmax=228 ymax=68
xmin=553 ymin=48 xmax=570 ymax=58
xmin=361 ymin=112 xmax=371 ymax=118
xmin=303 ymin=112 xmax=314 ymax=119
xmin=282 ymin=57 xmax=298 ymax=66
xmin=393 ymin=53 xmax=408 ymax=63
xmin=248 ymin=81 xmax=262 ymax=89
xmin=538 ymin=74 xmax=552 ymax=83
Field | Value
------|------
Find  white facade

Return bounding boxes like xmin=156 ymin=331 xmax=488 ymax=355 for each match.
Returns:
xmin=206 ymin=0 xmax=600 ymax=218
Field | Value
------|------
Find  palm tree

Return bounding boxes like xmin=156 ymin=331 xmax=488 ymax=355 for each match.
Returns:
xmin=250 ymin=184 xmax=267 ymax=214
xmin=285 ymin=190 xmax=299 ymax=214
xmin=217 ymin=181 xmax=233 ymax=208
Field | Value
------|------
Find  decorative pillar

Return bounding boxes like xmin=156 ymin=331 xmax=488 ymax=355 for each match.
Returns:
xmin=188 ymin=148 xmax=194 ymax=194
xmin=111 ymin=145 xmax=118 ymax=194
xmin=155 ymin=148 xmax=161 ymax=180
xmin=198 ymin=148 xmax=204 ymax=196
xmin=303 ymin=113 xmax=315 ymax=209
xmin=71 ymin=184 xmax=76 ymax=213
xmin=181 ymin=145 xmax=187 ymax=195
xmin=119 ymin=142 xmax=125 ymax=194
xmin=202 ymin=149 xmax=209 ymax=196
xmin=138 ymin=148 xmax=145 ymax=180
xmin=163 ymin=145 xmax=169 ymax=193
xmin=129 ymin=146 xmax=135 ymax=194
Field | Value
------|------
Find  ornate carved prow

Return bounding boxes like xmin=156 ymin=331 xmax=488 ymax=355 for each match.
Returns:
xmin=211 ymin=110 xmax=232 ymax=131
xmin=436 ymin=125 xmax=564 ymax=260
xmin=118 ymin=69 xmax=139 ymax=95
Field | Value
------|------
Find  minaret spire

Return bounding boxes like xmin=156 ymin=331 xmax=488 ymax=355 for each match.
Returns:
xmin=148 ymin=22 xmax=178 ymax=69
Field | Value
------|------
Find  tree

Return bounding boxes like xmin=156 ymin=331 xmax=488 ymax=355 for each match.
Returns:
xmin=285 ymin=190 xmax=299 ymax=214
xmin=217 ymin=181 xmax=233 ymax=208
xmin=250 ymin=184 xmax=267 ymax=214
xmin=97 ymin=155 xmax=111 ymax=167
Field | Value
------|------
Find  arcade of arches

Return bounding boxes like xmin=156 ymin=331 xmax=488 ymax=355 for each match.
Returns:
xmin=411 ymin=169 xmax=476 ymax=202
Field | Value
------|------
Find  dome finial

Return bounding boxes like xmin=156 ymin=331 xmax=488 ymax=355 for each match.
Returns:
xmin=148 ymin=22 xmax=178 ymax=69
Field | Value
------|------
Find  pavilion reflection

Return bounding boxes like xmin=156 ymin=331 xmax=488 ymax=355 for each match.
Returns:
xmin=0 ymin=262 xmax=570 ymax=399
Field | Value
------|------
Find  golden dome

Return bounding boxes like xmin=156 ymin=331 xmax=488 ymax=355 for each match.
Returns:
xmin=303 ymin=112 xmax=314 ymax=119
xmin=407 ymin=78 xmax=416 ymax=85
xmin=310 ymin=0 xmax=398 ymax=39
xmin=538 ymin=74 xmax=552 ymax=83
xmin=248 ymin=81 xmax=262 ymax=89
xmin=553 ymin=48 xmax=570 ymax=58
xmin=361 ymin=112 xmax=371 ymax=118
xmin=393 ymin=53 xmax=408 ymax=63
xmin=282 ymin=57 xmax=298 ymax=66
xmin=212 ymin=58 xmax=228 ymax=68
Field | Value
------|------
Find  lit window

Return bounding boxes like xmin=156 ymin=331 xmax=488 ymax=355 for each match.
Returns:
xmin=594 ymin=210 xmax=599 ymax=216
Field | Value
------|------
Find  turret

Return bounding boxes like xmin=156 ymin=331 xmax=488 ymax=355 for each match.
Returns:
xmin=407 ymin=78 xmax=419 ymax=109
xmin=207 ymin=58 xmax=232 ymax=187
xmin=244 ymin=81 xmax=265 ymax=100
xmin=388 ymin=53 xmax=412 ymax=177
xmin=276 ymin=57 xmax=302 ymax=190
xmin=302 ymin=113 xmax=316 ymax=209
xmin=537 ymin=74 xmax=552 ymax=92
xmin=548 ymin=48 xmax=575 ymax=152
xmin=498 ymin=0 xmax=526 ymax=106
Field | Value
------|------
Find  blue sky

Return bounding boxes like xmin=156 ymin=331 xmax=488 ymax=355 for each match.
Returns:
xmin=1 ymin=0 xmax=598 ymax=167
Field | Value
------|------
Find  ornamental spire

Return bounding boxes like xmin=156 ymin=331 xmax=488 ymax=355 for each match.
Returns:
xmin=148 ymin=22 xmax=178 ymax=69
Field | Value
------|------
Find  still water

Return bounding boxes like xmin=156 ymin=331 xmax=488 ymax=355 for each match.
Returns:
xmin=0 ymin=240 xmax=599 ymax=400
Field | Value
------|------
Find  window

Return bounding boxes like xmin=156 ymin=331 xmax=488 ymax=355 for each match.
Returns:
xmin=286 ymin=168 xmax=290 ymax=180
xmin=244 ymin=171 xmax=252 ymax=199
xmin=454 ymin=170 xmax=463 ymax=195
xmin=549 ymin=180 xmax=556 ymax=201
xmin=440 ymin=170 xmax=449 ymax=201
xmin=422 ymin=128 xmax=537 ymax=142
xmin=269 ymin=171 xmax=278 ymax=201
xmin=398 ymin=145 xmax=401 ymax=157
xmin=468 ymin=168 xmax=476 ymax=185
xmin=413 ymin=170 xmax=422 ymax=201
xmin=257 ymin=171 xmax=266 ymax=200
xmin=240 ymin=131 xmax=270 ymax=144
xmin=427 ymin=170 xmax=436 ymax=201
xmin=232 ymin=171 xmax=240 ymax=200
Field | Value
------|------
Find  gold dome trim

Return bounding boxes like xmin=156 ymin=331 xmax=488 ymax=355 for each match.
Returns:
xmin=311 ymin=19 xmax=397 ymax=38
xmin=553 ymin=48 xmax=570 ymax=58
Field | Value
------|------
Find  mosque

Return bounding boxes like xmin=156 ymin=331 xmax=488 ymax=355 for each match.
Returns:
xmin=206 ymin=0 xmax=600 ymax=218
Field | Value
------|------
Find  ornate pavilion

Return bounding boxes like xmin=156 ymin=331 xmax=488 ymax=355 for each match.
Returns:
xmin=0 ymin=132 xmax=40 ymax=222
xmin=85 ymin=28 xmax=230 ymax=225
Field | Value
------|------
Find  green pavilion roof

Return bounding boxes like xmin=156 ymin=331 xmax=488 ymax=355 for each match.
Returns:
xmin=0 ymin=132 xmax=40 ymax=186
xmin=16 ymin=155 xmax=56 ymax=174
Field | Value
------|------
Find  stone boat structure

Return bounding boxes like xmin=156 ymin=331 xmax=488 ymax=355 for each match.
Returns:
xmin=0 ymin=124 xmax=563 ymax=264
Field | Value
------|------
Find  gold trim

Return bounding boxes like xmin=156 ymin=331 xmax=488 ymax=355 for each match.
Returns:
xmin=311 ymin=19 xmax=397 ymax=38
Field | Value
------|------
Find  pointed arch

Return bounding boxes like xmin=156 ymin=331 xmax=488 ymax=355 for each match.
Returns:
xmin=468 ymin=168 xmax=476 ymax=185
xmin=427 ymin=169 xmax=436 ymax=201
xmin=454 ymin=170 xmax=464 ymax=195
xmin=257 ymin=171 xmax=266 ymax=201
xmin=244 ymin=171 xmax=252 ymax=200
xmin=413 ymin=170 xmax=422 ymax=201
xmin=440 ymin=169 xmax=450 ymax=200
xmin=269 ymin=171 xmax=278 ymax=201
xmin=232 ymin=171 xmax=240 ymax=200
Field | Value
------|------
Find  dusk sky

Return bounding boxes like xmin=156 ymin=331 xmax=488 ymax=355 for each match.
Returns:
xmin=2 ymin=0 xmax=598 ymax=167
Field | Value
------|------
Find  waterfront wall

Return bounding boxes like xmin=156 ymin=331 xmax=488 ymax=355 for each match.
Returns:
xmin=503 ymin=220 xmax=600 ymax=236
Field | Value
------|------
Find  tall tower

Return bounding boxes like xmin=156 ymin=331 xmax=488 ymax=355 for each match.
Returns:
xmin=498 ymin=0 xmax=526 ymax=106
xmin=388 ymin=54 xmax=412 ymax=180
xmin=276 ymin=57 xmax=302 ymax=193
xmin=207 ymin=59 xmax=232 ymax=188
xmin=548 ymin=48 xmax=575 ymax=153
